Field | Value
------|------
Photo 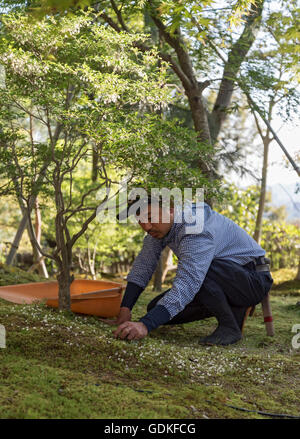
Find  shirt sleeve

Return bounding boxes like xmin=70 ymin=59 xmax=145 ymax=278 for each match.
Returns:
xmin=126 ymin=234 xmax=166 ymax=289
xmin=139 ymin=231 xmax=215 ymax=332
xmin=120 ymin=282 xmax=144 ymax=310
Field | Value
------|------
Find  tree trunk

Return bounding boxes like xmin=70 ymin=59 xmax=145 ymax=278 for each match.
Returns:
xmin=161 ymin=248 xmax=176 ymax=283
xmin=56 ymin=232 xmax=73 ymax=310
xmin=55 ymin=194 xmax=73 ymax=310
xmin=30 ymin=199 xmax=49 ymax=277
xmin=186 ymin=87 xmax=212 ymax=144
xmin=150 ymin=13 xmax=212 ymax=145
xmin=6 ymin=214 xmax=28 ymax=265
xmin=87 ymin=243 xmax=97 ymax=280
xmin=252 ymin=94 xmax=275 ymax=245
xmin=253 ymin=137 xmax=270 ymax=244
xmin=6 ymin=123 xmax=63 ymax=266
xmin=153 ymin=253 xmax=163 ymax=292
xmin=57 ymin=267 xmax=72 ymax=310
xmin=152 ymin=247 xmax=174 ymax=291
xmin=92 ymin=144 xmax=99 ymax=182
xmin=209 ymin=1 xmax=264 ymax=143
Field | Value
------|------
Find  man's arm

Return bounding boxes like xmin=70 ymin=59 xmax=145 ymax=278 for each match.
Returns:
xmin=102 ymin=234 xmax=166 ymax=328
xmin=103 ymin=234 xmax=165 ymax=333
xmin=139 ymin=231 xmax=215 ymax=332
xmin=120 ymin=282 xmax=144 ymax=310
xmin=122 ymin=234 xmax=166 ymax=309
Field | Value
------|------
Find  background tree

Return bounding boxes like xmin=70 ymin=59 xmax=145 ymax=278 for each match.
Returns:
xmin=1 ymin=0 xmax=299 ymax=287
xmin=0 ymin=11 xmax=214 ymax=308
xmin=13 ymin=1 xmax=266 ymax=169
xmin=92 ymin=0 xmax=267 ymax=288
xmin=243 ymin=5 xmax=300 ymax=243
xmin=97 ymin=1 xmax=264 ymax=156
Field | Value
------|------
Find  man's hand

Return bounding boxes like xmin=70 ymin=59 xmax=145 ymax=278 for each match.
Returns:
xmin=100 ymin=307 xmax=131 ymax=326
xmin=114 ymin=321 xmax=148 ymax=340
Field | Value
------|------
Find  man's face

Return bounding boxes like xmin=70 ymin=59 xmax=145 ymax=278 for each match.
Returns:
xmin=137 ymin=204 xmax=174 ymax=239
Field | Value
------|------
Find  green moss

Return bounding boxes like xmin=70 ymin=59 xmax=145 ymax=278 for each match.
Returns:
xmin=0 ymin=268 xmax=299 ymax=419
xmin=271 ymin=268 xmax=300 ymax=296
xmin=0 ymin=263 xmax=47 ymax=286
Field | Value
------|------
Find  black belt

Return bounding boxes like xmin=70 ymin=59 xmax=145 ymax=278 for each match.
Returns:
xmin=254 ymin=256 xmax=270 ymax=272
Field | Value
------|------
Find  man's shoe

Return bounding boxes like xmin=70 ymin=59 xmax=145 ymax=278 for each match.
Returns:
xmin=199 ymin=325 xmax=242 ymax=346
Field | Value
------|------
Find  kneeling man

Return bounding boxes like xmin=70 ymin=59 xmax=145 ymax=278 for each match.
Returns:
xmin=103 ymin=195 xmax=273 ymax=346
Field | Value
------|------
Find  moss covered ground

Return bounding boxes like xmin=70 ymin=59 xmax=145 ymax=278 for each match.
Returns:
xmin=0 ymin=265 xmax=299 ymax=419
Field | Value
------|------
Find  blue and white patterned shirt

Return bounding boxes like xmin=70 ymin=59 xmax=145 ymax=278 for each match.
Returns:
xmin=123 ymin=202 xmax=265 ymax=332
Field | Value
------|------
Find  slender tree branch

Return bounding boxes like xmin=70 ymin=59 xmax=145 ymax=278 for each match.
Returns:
xmin=11 ymin=98 xmax=48 ymax=125
xmin=69 ymin=210 xmax=97 ymax=248
xmin=98 ymin=8 xmax=191 ymax=91
xmin=147 ymin=2 xmax=195 ymax=90
xmin=24 ymin=198 xmax=57 ymax=261
xmin=100 ymin=10 xmax=121 ymax=32
xmin=110 ymin=0 xmax=128 ymax=31
xmin=251 ymin=105 xmax=265 ymax=140
xmin=64 ymin=182 xmax=106 ymax=222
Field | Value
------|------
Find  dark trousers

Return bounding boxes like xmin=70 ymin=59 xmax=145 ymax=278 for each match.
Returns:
xmin=147 ymin=258 xmax=273 ymax=325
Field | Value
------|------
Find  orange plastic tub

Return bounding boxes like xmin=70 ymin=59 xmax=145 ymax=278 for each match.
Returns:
xmin=0 ymin=279 xmax=124 ymax=317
